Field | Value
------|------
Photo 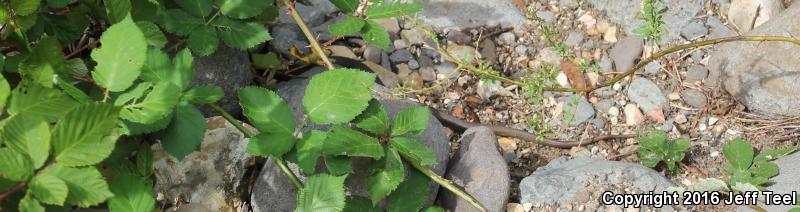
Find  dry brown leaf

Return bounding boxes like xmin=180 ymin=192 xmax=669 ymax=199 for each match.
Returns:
xmin=560 ymin=60 xmax=588 ymax=90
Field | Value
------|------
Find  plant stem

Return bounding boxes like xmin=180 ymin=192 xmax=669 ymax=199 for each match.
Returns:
xmin=399 ymin=153 xmax=487 ymax=212
xmin=281 ymin=0 xmax=335 ymax=69
xmin=206 ymin=103 xmax=304 ymax=189
xmin=0 ymin=181 xmax=27 ymax=202
xmin=442 ymin=35 xmax=800 ymax=93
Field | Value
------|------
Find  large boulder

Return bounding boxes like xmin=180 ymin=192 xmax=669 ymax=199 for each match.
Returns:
xmin=519 ymin=157 xmax=675 ymax=206
xmin=416 ymin=0 xmax=527 ymax=31
xmin=708 ymin=2 xmax=800 ymax=118
xmin=250 ymin=70 xmax=451 ymax=211
xmin=153 ymin=117 xmax=255 ymax=211
xmin=437 ymin=127 xmax=510 ymax=212
xmin=192 ymin=45 xmax=253 ymax=117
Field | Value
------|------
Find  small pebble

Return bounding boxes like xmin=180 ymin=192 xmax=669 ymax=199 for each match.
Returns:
xmin=675 ymin=114 xmax=688 ymax=124
xmin=507 ymin=203 xmax=525 ymax=212
xmin=499 ymin=32 xmax=516 ymax=45
xmin=708 ymin=117 xmax=719 ymax=125
xmin=710 ymin=151 xmax=720 ymax=157
xmin=612 ymin=83 xmax=622 ymax=91
xmin=408 ymin=59 xmax=420 ymax=70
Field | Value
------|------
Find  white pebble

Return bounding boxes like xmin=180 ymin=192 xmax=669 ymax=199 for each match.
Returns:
xmin=612 ymin=83 xmax=622 ymax=90
xmin=710 ymin=151 xmax=720 ymax=157
xmin=708 ymin=117 xmax=719 ymax=125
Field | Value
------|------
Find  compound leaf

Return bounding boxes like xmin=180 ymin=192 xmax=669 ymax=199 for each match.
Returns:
xmin=160 ymin=104 xmax=206 ymax=160
xmin=120 ymin=82 xmax=181 ymax=124
xmin=182 ymin=85 xmax=224 ymax=104
xmin=329 ymin=16 xmax=365 ymax=37
xmin=296 ymin=174 xmax=347 ymax=212
xmin=361 ymin=20 xmax=390 ymax=49
xmin=238 ymin=86 xmax=295 ymax=135
xmin=187 ymin=27 xmax=219 ymax=56
xmin=0 ymin=148 xmax=34 ymax=181
xmin=41 ymin=164 xmax=114 ymax=208
xmin=391 ymin=106 xmax=429 ymax=136
xmin=7 ymin=83 xmax=78 ymax=122
xmin=366 ymin=147 xmax=405 ymax=205
xmin=214 ymin=17 xmax=271 ymax=49
xmin=108 ymin=172 xmax=155 ymax=212
xmin=323 ymin=126 xmax=384 ymax=159
xmin=386 ymin=168 xmax=430 ymax=212
xmin=29 ymin=174 xmax=68 ymax=205
xmin=91 ymin=15 xmax=147 ymax=92
xmin=295 ymin=130 xmax=327 ymax=174
xmin=3 ymin=115 xmax=50 ymax=169
xmin=303 ymin=68 xmax=375 ymax=124
xmin=391 ymin=137 xmax=436 ymax=166
xmin=247 ymin=132 xmax=296 ymax=157
xmin=52 ymin=102 xmax=120 ymax=167
xmin=354 ymin=99 xmax=390 ymax=136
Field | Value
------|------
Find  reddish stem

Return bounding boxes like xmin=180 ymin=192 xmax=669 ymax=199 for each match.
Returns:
xmin=0 ymin=181 xmax=28 ymax=202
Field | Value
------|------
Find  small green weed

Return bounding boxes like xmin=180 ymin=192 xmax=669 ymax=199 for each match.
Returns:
xmin=722 ymin=139 xmax=797 ymax=189
xmin=633 ymin=0 xmax=668 ymax=43
xmin=637 ymin=131 xmax=691 ymax=174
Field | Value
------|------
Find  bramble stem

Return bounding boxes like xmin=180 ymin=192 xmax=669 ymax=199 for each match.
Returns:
xmin=400 ymin=153 xmax=488 ymax=212
xmin=443 ymin=35 xmax=800 ymax=93
xmin=281 ymin=0 xmax=335 ymax=69
xmin=206 ymin=103 xmax=303 ymax=189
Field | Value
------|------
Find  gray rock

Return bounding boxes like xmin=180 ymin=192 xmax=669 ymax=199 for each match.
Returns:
xmin=417 ymin=0 xmax=527 ymax=31
xmin=514 ymin=45 xmax=529 ymax=56
xmin=588 ymin=0 xmax=703 ymax=43
xmin=609 ymin=37 xmax=643 ymax=72
xmin=565 ymin=31 xmax=585 ymax=47
xmin=684 ymin=64 xmax=709 ymax=84
xmin=681 ymin=89 xmax=707 ymax=108
xmin=627 ymin=77 xmax=668 ymax=113
xmin=271 ymin=24 xmax=309 ymax=56
xmin=479 ymin=39 xmax=497 ymax=65
xmin=582 ymin=38 xmax=597 ymax=50
xmin=539 ymin=47 xmax=561 ymax=65
xmin=680 ymin=21 xmax=708 ymax=40
xmin=401 ymin=28 xmax=428 ymax=45
xmin=590 ymin=118 xmax=607 ymax=129
xmin=659 ymin=119 xmax=674 ymax=131
xmin=536 ymin=11 xmax=557 ymax=24
xmin=561 ymin=95 xmax=596 ymax=126
xmin=278 ymin=2 xmax=330 ymax=27
xmin=446 ymin=30 xmax=472 ymax=45
xmin=393 ymin=39 xmax=409 ymax=50
xmin=154 ymin=117 xmax=255 ymax=212
xmin=251 ymin=72 xmax=451 ymax=211
xmin=709 ymin=2 xmax=800 ymax=117
xmin=420 ymin=67 xmax=437 ymax=82
xmin=192 ymin=45 xmax=253 ymax=116
xmin=594 ymin=86 xmax=616 ymax=98
xmin=598 ymin=55 xmax=613 ymax=73
xmin=594 ymin=99 xmax=615 ymax=114
xmin=438 ymin=127 xmax=510 ymax=212
xmin=707 ymin=16 xmax=736 ymax=39
xmin=390 ymin=49 xmax=414 ymax=63
xmin=519 ymin=157 xmax=675 ymax=205
xmin=690 ymin=51 xmax=705 ymax=62
xmin=644 ymin=61 xmax=661 ymax=74
xmin=408 ymin=59 xmax=420 ymax=70
xmin=499 ymin=32 xmax=516 ymax=45
xmin=560 ymin=0 xmax=580 ymax=10
xmin=363 ymin=46 xmax=384 ymax=64
xmin=418 ymin=55 xmax=435 ymax=69
xmin=436 ymin=62 xmax=460 ymax=79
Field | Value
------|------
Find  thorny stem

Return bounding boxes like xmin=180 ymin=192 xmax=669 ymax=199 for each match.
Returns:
xmin=443 ymin=35 xmax=800 ymax=93
xmin=207 ymin=103 xmax=304 ymax=189
xmin=400 ymin=153 xmax=487 ymax=212
xmin=281 ymin=0 xmax=335 ymax=69
xmin=282 ymin=2 xmax=487 ymax=210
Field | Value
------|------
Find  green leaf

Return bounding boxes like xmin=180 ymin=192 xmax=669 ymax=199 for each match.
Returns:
xmin=119 ymin=112 xmax=173 ymax=135
xmin=391 ymin=137 xmax=437 ymax=165
xmin=754 ymin=146 xmax=798 ymax=163
xmin=423 ymin=207 xmax=446 ymax=212
xmin=19 ymin=193 xmax=45 ymax=212
xmin=7 ymin=83 xmax=79 ymax=122
xmin=139 ymin=48 xmax=195 ymax=90
xmin=52 ymin=102 xmax=120 ymax=167
xmin=120 ymin=82 xmax=181 ymax=124
xmin=41 ymin=164 xmax=114 ymax=207
xmin=303 ymin=68 xmax=376 ymax=124
xmin=160 ymin=104 xmax=207 ymax=160
xmin=187 ymin=27 xmax=219 ymax=56
xmin=10 ymin=0 xmax=41 ymax=16
xmin=386 ymin=168 xmax=430 ymax=212
xmin=391 ymin=106 xmax=430 ymax=136
xmin=693 ymin=178 xmax=728 ymax=192
xmin=29 ymin=174 xmax=68 ymax=205
xmin=91 ymin=15 xmax=148 ymax=92
xmin=0 ymin=148 xmax=34 ymax=181
xmin=251 ymin=52 xmax=283 ymax=70
xmin=136 ymin=21 xmax=167 ymax=48
xmin=329 ymin=16 xmax=366 ymax=37
xmin=366 ymin=147 xmax=405 ymax=205
xmin=131 ymin=0 xmax=163 ymax=22
xmin=2 ymin=115 xmax=50 ymax=169
xmin=723 ymin=139 xmax=755 ymax=171
xmin=182 ymin=85 xmax=224 ymax=104
xmin=637 ymin=130 xmax=667 ymax=151
xmin=47 ymin=0 xmax=71 ymax=8
xmin=0 ymin=8 xmax=8 ymax=24
xmin=175 ymin=0 xmax=212 ymax=17
xmin=295 ymin=130 xmax=327 ymax=174
xmin=323 ymin=126 xmax=384 ymax=159
xmin=108 ymin=173 xmax=155 ymax=212
xmin=159 ymin=9 xmax=204 ymax=36
xmin=136 ymin=143 xmax=155 ymax=177
xmin=361 ymin=20 xmax=390 ymax=49
xmin=213 ymin=17 xmax=272 ymax=49
xmin=324 ymin=155 xmax=352 ymax=175
xmin=354 ymin=99 xmax=390 ymax=136
xmin=55 ymin=76 xmax=91 ymax=103
xmin=238 ymin=86 xmax=295 ymax=135
xmin=637 ymin=149 xmax=662 ymax=168
xmin=366 ymin=3 xmax=423 ymax=19
xmin=19 ymin=36 xmax=65 ymax=88
xmin=219 ymin=0 xmax=270 ymax=19
xmin=0 ymin=74 xmax=9 ymax=109
xmin=343 ymin=196 xmax=381 ymax=212
xmin=329 ymin=0 xmax=359 ymax=13
xmin=247 ymin=132 xmax=296 ymax=157
xmin=752 ymin=162 xmax=779 ymax=178
xmin=296 ymin=174 xmax=347 ymax=212
xmin=103 ymin=0 xmax=131 ymax=24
